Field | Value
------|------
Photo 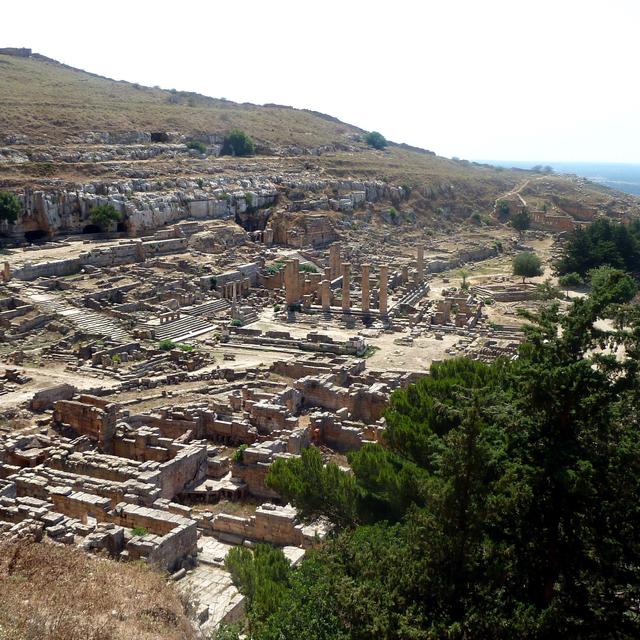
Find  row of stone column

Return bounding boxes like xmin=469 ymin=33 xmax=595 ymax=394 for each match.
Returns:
xmin=284 ymin=244 xmax=424 ymax=314
xmin=320 ymin=262 xmax=388 ymax=315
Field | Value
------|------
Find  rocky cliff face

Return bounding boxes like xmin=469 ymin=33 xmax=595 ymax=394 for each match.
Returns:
xmin=7 ymin=173 xmax=409 ymax=243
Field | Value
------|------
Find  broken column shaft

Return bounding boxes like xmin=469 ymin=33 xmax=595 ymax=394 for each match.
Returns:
xmin=361 ymin=264 xmax=370 ymax=313
xmin=342 ymin=262 xmax=351 ymax=312
xmin=379 ymin=265 xmax=389 ymax=315
xmin=416 ymin=246 xmax=424 ymax=283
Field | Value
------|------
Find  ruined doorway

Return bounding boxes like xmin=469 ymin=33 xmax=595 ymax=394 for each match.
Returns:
xmin=82 ymin=224 xmax=101 ymax=234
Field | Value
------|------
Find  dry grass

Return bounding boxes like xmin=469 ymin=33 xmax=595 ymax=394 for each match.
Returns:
xmin=0 ymin=541 xmax=197 ymax=640
xmin=0 ymin=54 xmax=361 ymax=148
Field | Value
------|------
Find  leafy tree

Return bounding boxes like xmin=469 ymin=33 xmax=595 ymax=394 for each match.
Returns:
xmin=364 ymin=131 xmax=387 ymax=150
xmin=556 ymin=218 xmax=640 ymax=277
xmin=0 ymin=191 xmax=20 ymax=224
xmin=253 ymin=282 xmax=640 ymax=639
xmin=266 ymin=446 xmax=360 ymax=528
xmin=588 ymin=265 xmax=637 ymax=305
xmin=89 ymin=203 xmax=122 ymax=230
xmin=513 ymin=251 xmax=543 ymax=283
xmin=221 ymin=129 xmax=255 ymax=156
xmin=225 ymin=545 xmax=291 ymax=630
xmin=536 ymin=277 xmax=561 ymax=300
xmin=511 ymin=207 xmax=531 ymax=234
xmin=558 ymin=271 xmax=584 ymax=290
xmin=496 ymin=199 xmax=511 ymax=221
xmin=459 ymin=268 xmax=470 ymax=290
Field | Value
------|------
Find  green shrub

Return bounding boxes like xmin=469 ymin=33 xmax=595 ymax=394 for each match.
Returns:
xmin=364 ymin=131 xmax=387 ymax=150
xmin=299 ymin=263 xmax=317 ymax=273
xmin=496 ymin=200 xmax=510 ymax=221
xmin=177 ymin=343 xmax=194 ymax=352
xmin=267 ymin=260 xmax=286 ymax=275
xmin=186 ymin=140 xmax=206 ymax=153
xmin=273 ymin=304 xmax=281 ymax=312
xmin=89 ymin=204 xmax=122 ymax=230
xmin=0 ymin=192 xmax=20 ymax=224
xmin=111 ymin=354 xmax=121 ymax=364
xmin=131 ymin=526 xmax=148 ymax=537
xmin=158 ymin=339 xmax=175 ymax=351
xmin=233 ymin=444 xmax=248 ymax=463
xmin=221 ymin=129 xmax=255 ymax=157
xmin=231 ymin=319 xmax=242 ymax=327
xmin=511 ymin=208 xmax=531 ymax=234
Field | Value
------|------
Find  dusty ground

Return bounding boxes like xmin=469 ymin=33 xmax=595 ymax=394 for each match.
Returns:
xmin=0 ymin=361 xmax=119 ymax=410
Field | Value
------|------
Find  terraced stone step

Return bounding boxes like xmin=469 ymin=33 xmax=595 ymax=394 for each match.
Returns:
xmin=148 ymin=315 xmax=215 ymax=342
xmin=183 ymin=299 xmax=231 ymax=317
xmin=23 ymin=291 xmax=132 ymax=342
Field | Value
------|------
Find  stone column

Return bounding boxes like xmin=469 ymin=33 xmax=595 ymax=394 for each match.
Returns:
xmin=401 ymin=265 xmax=409 ymax=283
xmin=330 ymin=243 xmax=341 ymax=279
xmin=379 ymin=265 xmax=388 ymax=315
xmin=284 ymin=260 xmax=298 ymax=306
xmin=1 ymin=262 xmax=11 ymax=282
xmin=342 ymin=262 xmax=351 ymax=312
xmin=292 ymin=258 xmax=300 ymax=301
xmin=321 ymin=279 xmax=331 ymax=311
xmin=416 ymin=246 xmax=424 ymax=283
xmin=361 ymin=264 xmax=370 ymax=313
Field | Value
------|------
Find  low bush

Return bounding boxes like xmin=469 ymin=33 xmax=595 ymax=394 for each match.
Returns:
xmin=364 ymin=131 xmax=387 ymax=150
xmin=186 ymin=140 xmax=206 ymax=153
xmin=221 ymin=129 xmax=255 ymax=157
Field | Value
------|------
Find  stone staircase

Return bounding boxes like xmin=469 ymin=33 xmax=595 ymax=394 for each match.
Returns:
xmin=24 ymin=291 xmax=132 ymax=342
xmin=149 ymin=315 xmax=215 ymax=342
xmin=183 ymin=299 xmax=231 ymax=317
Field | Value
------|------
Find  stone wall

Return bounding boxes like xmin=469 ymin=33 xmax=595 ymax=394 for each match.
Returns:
xmin=295 ymin=375 xmax=388 ymax=423
xmin=31 ymin=383 xmax=76 ymax=411
xmin=53 ymin=396 xmax=118 ymax=449
xmin=203 ymin=503 xmax=325 ymax=548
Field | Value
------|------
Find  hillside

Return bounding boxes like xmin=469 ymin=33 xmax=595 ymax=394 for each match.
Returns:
xmin=0 ymin=52 xmax=365 ymax=150
xmin=0 ymin=540 xmax=196 ymax=640
xmin=0 ymin=49 xmax=639 ymax=240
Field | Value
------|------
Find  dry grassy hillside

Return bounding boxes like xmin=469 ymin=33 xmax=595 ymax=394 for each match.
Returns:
xmin=0 ymin=541 xmax=196 ymax=640
xmin=0 ymin=53 xmax=362 ymax=148
xmin=1 ymin=50 xmax=638 ymax=222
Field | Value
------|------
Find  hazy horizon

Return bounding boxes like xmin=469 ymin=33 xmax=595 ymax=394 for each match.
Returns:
xmin=5 ymin=0 xmax=640 ymax=163
xmin=481 ymin=160 xmax=640 ymax=196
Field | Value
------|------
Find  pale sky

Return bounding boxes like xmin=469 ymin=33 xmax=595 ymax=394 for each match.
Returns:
xmin=5 ymin=0 xmax=640 ymax=162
